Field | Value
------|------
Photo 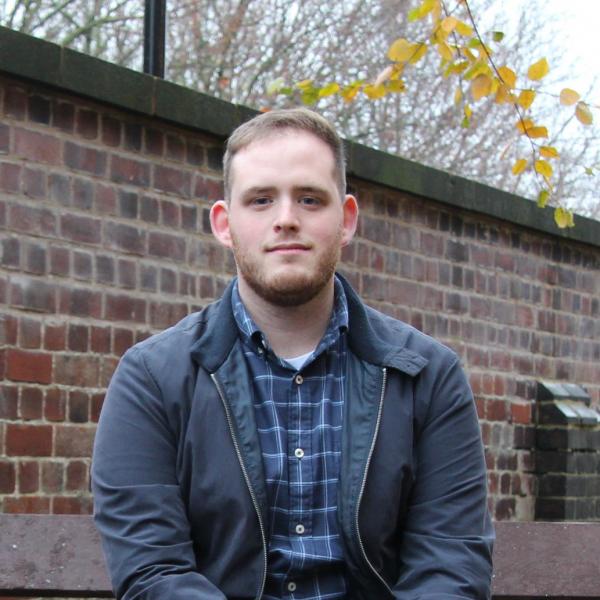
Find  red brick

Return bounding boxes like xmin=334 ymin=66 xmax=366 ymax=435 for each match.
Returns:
xmin=52 ymin=495 xmax=93 ymax=515
xmin=486 ymin=399 xmax=508 ymax=421
xmin=0 ymin=162 xmax=20 ymax=193
xmin=19 ymin=316 xmax=41 ymax=348
xmin=59 ymin=287 xmax=102 ymax=319
xmin=104 ymin=222 xmax=146 ymax=255
xmin=166 ymin=134 xmax=185 ymax=160
xmin=18 ymin=461 xmax=39 ymax=493
xmin=6 ymin=349 xmax=52 ymax=383
xmin=54 ymin=425 xmax=95 ymax=457
xmin=4 ymin=495 xmax=50 ymax=514
xmin=4 ymin=85 xmax=27 ymax=119
xmin=44 ymin=387 xmax=66 ymax=422
xmin=90 ymin=326 xmax=111 ymax=353
xmin=117 ymin=259 xmax=136 ymax=288
xmin=68 ymin=323 xmax=89 ymax=353
xmin=49 ymin=246 xmax=70 ymax=277
xmin=148 ymin=231 xmax=185 ymax=260
xmin=91 ymin=392 xmax=105 ymax=423
xmin=6 ymin=424 xmax=52 ymax=456
xmin=28 ymin=94 xmax=51 ymax=123
xmin=24 ymin=167 xmax=48 ymax=199
xmin=24 ymin=242 xmax=46 ymax=275
xmin=193 ymin=175 xmax=223 ymax=201
xmin=0 ymin=460 xmax=16 ymax=493
xmin=54 ymin=355 xmax=99 ymax=387
xmin=64 ymin=141 xmax=107 ymax=176
xmin=511 ymin=402 xmax=531 ymax=424
xmin=0 ymin=314 xmax=18 ymax=345
xmin=153 ymin=165 xmax=191 ymax=197
xmin=100 ymin=356 xmax=119 ymax=387
xmin=160 ymin=199 xmax=179 ymax=226
xmin=53 ymin=100 xmax=75 ymax=131
xmin=95 ymin=183 xmax=117 ymax=215
xmin=113 ymin=328 xmax=134 ymax=356
xmin=20 ymin=386 xmax=43 ymax=420
xmin=0 ymin=385 xmax=19 ymax=419
xmin=66 ymin=460 xmax=89 ymax=491
xmin=61 ymin=213 xmax=102 ymax=245
xmin=73 ymin=251 xmax=92 ymax=281
xmin=44 ymin=322 xmax=66 ymax=351
xmin=145 ymin=127 xmax=164 ymax=155
xmin=68 ymin=390 xmax=89 ymax=423
xmin=76 ymin=108 xmax=98 ymax=139
xmin=13 ymin=128 xmax=61 ymax=164
xmin=9 ymin=204 xmax=56 ymax=236
xmin=42 ymin=461 xmax=64 ymax=492
xmin=105 ymin=294 xmax=147 ymax=323
xmin=148 ymin=301 xmax=188 ymax=329
xmin=110 ymin=156 xmax=150 ymax=187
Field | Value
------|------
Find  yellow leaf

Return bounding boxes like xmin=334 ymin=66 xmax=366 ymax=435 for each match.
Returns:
xmin=512 ymin=158 xmax=527 ymax=175
xmin=517 ymin=89 xmax=536 ymax=109
xmin=464 ymin=104 xmax=472 ymax=119
xmin=554 ymin=206 xmax=574 ymax=228
xmin=497 ymin=66 xmax=516 ymax=88
xmin=495 ymin=84 xmax=510 ymax=104
xmin=471 ymin=74 xmax=492 ymax=101
xmin=560 ymin=88 xmax=580 ymax=106
xmin=492 ymin=31 xmax=505 ymax=42
xmin=526 ymin=126 xmax=549 ymax=138
xmin=409 ymin=0 xmax=437 ymax=21
xmin=388 ymin=38 xmax=416 ymax=62
xmin=575 ymin=101 xmax=593 ymax=125
xmin=437 ymin=42 xmax=454 ymax=61
xmin=454 ymin=87 xmax=462 ymax=105
xmin=464 ymin=60 xmax=489 ymax=81
xmin=527 ymin=57 xmax=549 ymax=81
xmin=455 ymin=20 xmax=473 ymax=36
xmin=409 ymin=43 xmax=428 ymax=64
xmin=363 ymin=83 xmax=386 ymax=100
xmin=386 ymin=79 xmax=406 ymax=93
xmin=341 ymin=82 xmax=362 ymax=103
xmin=535 ymin=159 xmax=553 ymax=179
xmin=441 ymin=16 xmax=458 ymax=33
xmin=516 ymin=119 xmax=534 ymax=133
xmin=537 ymin=189 xmax=549 ymax=208
xmin=318 ymin=83 xmax=340 ymax=98
xmin=540 ymin=146 xmax=559 ymax=159
xmin=296 ymin=79 xmax=314 ymax=90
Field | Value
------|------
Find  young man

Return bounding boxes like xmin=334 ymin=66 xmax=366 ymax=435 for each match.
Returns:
xmin=92 ymin=108 xmax=494 ymax=599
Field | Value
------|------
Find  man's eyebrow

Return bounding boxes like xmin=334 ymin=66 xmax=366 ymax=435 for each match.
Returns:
xmin=240 ymin=186 xmax=276 ymax=196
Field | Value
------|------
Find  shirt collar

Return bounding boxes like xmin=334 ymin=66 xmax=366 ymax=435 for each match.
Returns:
xmin=231 ymin=276 xmax=349 ymax=363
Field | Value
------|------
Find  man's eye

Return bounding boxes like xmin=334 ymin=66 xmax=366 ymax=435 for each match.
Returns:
xmin=251 ymin=197 xmax=271 ymax=206
xmin=299 ymin=196 xmax=320 ymax=206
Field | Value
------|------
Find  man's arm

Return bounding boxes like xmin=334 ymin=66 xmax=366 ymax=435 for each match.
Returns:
xmin=393 ymin=355 xmax=494 ymax=599
xmin=92 ymin=346 xmax=227 ymax=600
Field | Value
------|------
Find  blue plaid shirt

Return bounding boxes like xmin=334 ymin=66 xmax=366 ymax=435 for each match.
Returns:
xmin=232 ymin=278 xmax=349 ymax=599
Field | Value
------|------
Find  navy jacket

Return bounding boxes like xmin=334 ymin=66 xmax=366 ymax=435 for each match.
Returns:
xmin=92 ymin=276 xmax=494 ymax=599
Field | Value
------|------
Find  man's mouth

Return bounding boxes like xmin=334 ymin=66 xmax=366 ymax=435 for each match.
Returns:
xmin=266 ymin=243 xmax=311 ymax=253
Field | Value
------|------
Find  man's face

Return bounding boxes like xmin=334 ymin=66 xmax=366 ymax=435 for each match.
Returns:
xmin=211 ymin=129 xmax=358 ymax=307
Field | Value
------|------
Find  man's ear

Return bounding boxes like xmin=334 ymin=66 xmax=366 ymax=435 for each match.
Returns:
xmin=341 ymin=194 xmax=359 ymax=247
xmin=209 ymin=200 xmax=233 ymax=248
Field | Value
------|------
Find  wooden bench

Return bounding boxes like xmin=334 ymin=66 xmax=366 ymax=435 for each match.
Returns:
xmin=1 ymin=515 xmax=599 ymax=598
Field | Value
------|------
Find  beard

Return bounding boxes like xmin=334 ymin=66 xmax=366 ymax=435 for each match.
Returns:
xmin=230 ymin=232 xmax=341 ymax=307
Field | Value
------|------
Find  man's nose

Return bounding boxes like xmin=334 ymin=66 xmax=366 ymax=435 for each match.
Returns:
xmin=273 ymin=198 xmax=300 ymax=231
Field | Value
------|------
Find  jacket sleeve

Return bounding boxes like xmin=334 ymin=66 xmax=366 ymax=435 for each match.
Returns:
xmin=91 ymin=346 xmax=227 ymax=600
xmin=393 ymin=355 xmax=494 ymax=599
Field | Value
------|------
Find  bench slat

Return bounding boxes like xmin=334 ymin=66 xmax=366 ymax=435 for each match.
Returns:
xmin=1 ymin=515 xmax=599 ymax=598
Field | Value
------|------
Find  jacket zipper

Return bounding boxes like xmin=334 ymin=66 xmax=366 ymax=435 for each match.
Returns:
xmin=210 ymin=373 xmax=267 ymax=600
xmin=355 ymin=367 xmax=394 ymax=596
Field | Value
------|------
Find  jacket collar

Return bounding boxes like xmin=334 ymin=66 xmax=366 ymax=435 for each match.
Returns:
xmin=191 ymin=274 xmax=428 ymax=376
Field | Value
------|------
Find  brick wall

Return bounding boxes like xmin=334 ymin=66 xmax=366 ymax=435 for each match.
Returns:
xmin=1 ymin=40 xmax=599 ymax=522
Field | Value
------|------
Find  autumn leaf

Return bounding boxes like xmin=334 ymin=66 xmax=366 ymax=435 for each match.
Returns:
xmin=492 ymin=31 xmax=505 ymax=42
xmin=409 ymin=43 xmax=428 ymax=64
xmin=575 ymin=101 xmax=593 ymax=125
xmin=437 ymin=42 xmax=454 ymax=61
xmin=363 ymin=83 xmax=386 ymax=100
xmin=527 ymin=126 xmax=549 ymax=138
xmin=495 ymin=84 xmax=511 ymax=104
xmin=535 ymin=159 xmax=553 ymax=179
xmin=559 ymin=88 xmax=580 ymax=106
xmin=341 ymin=82 xmax=362 ymax=103
xmin=454 ymin=87 xmax=462 ymax=105
xmin=554 ymin=206 xmax=574 ymax=228
xmin=527 ymin=58 xmax=549 ymax=81
xmin=455 ymin=20 xmax=473 ymax=36
xmin=516 ymin=119 xmax=534 ymax=133
xmin=441 ymin=16 xmax=458 ymax=33
xmin=512 ymin=158 xmax=527 ymax=175
xmin=517 ymin=89 xmax=536 ymax=109
xmin=540 ymin=146 xmax=559 ymax=159
xmin=497 ymin=66 xmax=516 ymax=88
xmin=471 ymin=74 xmax=492 ymax=101
xmin=537 ymin=189 xmax=549 ymax=208
xmin=388 ymin=38 xmax=415 ymax=62
xmin=318 ymin=83 xmax=340 ymax=98
xmin=386 ymin=79 xmax=406 ymax=93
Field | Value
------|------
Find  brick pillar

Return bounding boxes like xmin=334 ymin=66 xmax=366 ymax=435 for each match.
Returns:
xmin=535 ymin=382 xmax=600 ymax=521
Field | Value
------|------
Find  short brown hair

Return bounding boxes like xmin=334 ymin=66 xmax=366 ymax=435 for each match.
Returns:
xmin=223 ymin=108 xmax=346 ymax=200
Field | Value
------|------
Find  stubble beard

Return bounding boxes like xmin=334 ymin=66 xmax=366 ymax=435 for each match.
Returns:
xmin=231 ymin=232 xmax=342 ymax=308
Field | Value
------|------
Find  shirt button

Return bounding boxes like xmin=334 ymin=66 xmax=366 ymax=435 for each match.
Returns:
xmin=294 ymin=448 xmax=304 ymax=459
xmin=294 ymin=374 xmax=303 ymax=385
xmin=295 ymin=523 xmax=305 ymax=534
xmin=287 ymin=581 xmax=297 ymax=592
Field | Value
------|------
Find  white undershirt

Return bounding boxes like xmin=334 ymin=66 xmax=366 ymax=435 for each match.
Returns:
xmin=283 ymin=350 xmax=314 ymax=371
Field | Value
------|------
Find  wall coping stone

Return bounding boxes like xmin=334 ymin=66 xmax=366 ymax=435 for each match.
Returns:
xmin=1 ymin=25 xmax=599 ymax=248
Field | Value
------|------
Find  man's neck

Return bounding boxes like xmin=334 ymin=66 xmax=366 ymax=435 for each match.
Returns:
xmin=237 ymin=278 xmax=335 ymax=359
